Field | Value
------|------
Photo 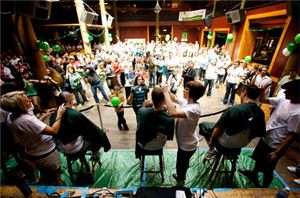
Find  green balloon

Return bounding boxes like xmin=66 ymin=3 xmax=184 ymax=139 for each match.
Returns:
xmin=227 ymin=33 xmax=234 ymax=40
xmin=111 ymin=96 xmax=121 ymax=107
xmin=244 ymin=55 xmax=252 ymax=63
xmin=208 ymin=31 xmax=212 ymax=36
xmin=295 ymin=33 xmax=300 ymax=44
xmin=287 ymin=43 xmax=296 ymax=52
xmin=42 ymin=54 xmax=48 ymax=61
xmin=207 ymin=35 xmax=212 ymax=40
xmin=40 ymin=42 xmax=50 ymax=51
xmin=88 ymin=35 xmax=93 ymax=41
xmin=226 ymin=38 xmax=232 ymax=43
xmin=53 ymin=45 xmax=61 ymax=53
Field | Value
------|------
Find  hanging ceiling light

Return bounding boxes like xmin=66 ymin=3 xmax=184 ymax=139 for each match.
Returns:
xmin=154 ymin=0 xmax=161 ymax=13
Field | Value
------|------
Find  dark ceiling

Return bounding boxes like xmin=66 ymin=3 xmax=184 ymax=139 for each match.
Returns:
xmin=1 ymin=0 xmax=284 ymax=24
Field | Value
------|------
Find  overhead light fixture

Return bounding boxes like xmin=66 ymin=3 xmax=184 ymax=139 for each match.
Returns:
xmin=154 ymin=0 xmax=161 ymax=13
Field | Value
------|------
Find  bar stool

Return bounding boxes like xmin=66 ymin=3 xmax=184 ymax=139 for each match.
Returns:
xmin=64 ymin=151 xmax=92 ymax=184
xmin=203 ymin=147 xmax=241 ymax=187
xmin=140 ymin=148 xmax=164 ymax=183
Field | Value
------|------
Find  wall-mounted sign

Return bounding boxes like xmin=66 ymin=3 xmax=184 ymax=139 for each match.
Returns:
xmin=178 ymin=9 xmax=206 ymax=21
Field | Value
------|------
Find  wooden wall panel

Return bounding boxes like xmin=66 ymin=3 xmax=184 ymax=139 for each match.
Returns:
xmin=173 ymin=27 xmax=199 ymax=43
xmin=119 ymin=26 xmax=147 ymax=41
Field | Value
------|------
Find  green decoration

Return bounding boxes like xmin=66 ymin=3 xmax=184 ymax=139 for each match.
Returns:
xmin=40 ymin=42 xmax=50 ymax=51
xmin=42 ymin=54 xmax=48 ymax=61
xmin=295 ymin=33 xmax=300 ymax=44
xmin=244 ymin=56 xmax=252 ymax=63
xmin=88 ymin=35 xmax=93 ymax=41
xmin=207 ymin=35 xmax=212 ymax=40
xmin=287 ymin=43 xmax=297 ymax=52
xmin=53 ymin=45 xmax=61 ymax=53
xmin=208 ymin=31 xmax=212 ymax=36
xmin=226 ymin=38 xmax=232 ymax=43
xmin=226 ymin=33 xmax=234 ymax=42
xmin=111 ymin=96 xmax=121 ymax=107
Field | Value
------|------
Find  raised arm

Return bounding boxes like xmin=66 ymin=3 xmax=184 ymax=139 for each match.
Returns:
xmin=42 ymin=104 xmax=66 ymax=135
xmin=162 ymin=85 xmax=186 ymax=118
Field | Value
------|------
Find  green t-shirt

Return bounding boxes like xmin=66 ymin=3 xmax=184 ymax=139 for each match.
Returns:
xmin=23 ymin=79 xmax=38 ymax=96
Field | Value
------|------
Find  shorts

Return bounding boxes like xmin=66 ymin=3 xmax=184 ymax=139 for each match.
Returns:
xmin=30 ymin=150 xmax=61 ymax=173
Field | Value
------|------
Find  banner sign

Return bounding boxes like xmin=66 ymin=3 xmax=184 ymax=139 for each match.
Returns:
xmin=178 ymin=9 xmax=206 ymax=21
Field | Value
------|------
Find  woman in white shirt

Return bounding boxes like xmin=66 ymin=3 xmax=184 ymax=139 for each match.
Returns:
xmin=1 ymin=91 xmax=66 ymax=185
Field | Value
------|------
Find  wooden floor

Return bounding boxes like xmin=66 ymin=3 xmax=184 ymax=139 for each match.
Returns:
xmin=61 ymin=81 xmax=299 ymax=188
xmin=1 ymin=185 xmax=300 ymax=198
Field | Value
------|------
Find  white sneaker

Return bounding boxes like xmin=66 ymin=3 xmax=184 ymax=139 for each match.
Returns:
xmin=294 ymin=178 xmax=300 ymax=185
xmin=287 ymin=166 xmax=297 ymax=173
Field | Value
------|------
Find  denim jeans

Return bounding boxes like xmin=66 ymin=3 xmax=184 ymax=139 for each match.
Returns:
xmin=176 ymin=147 xmax=196 ymax=181
xmin=223 ymin=82 xmax=236 ymax=105
xmin=204 ymin=79 xmax=214 ymax=96
xmin=148 ymin=70 xmax=156 ymax=87
xmin=72 ymin=86 xmax=87 ymax=104
xmin=91 ymin=81 xmax=109 ymax=103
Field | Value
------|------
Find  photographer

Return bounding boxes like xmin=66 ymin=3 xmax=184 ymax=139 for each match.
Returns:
xmin=182 ymin=60 xmax=196 ymax=87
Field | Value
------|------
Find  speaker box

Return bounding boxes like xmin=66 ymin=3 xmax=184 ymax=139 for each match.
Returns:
xmin=14 ymin=1 xmax=52 ymax=20
xmin=204 ymin=13 xmax=212 ymax=28
xmin=225 ymin=9 xmax=245 ymax=24
xmin=80 ymin=11 xmax=98 ymax=25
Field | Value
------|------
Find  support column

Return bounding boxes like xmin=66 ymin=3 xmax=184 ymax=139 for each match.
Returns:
xmin=156 ymin=12 xmax=160 ymax=42
xmin=113 ymin=0 xmax=120 ymax=41
xmin=12 ymin=15 xmax=47 ymax=78
xmin=74 ymin=0 xmax=92 ymax=54
xmin=99 ymin=0 xmax=110 ymax=47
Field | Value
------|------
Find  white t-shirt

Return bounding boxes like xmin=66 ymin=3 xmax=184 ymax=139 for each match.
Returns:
xmin=175 ymin=98 xmax=201 ymax=151
xmin=55 ymin=136 xmax=84 ymax=154
xmin=226 ymin=66 xmax=243 ymax=84
xmin=7 ymin=113 xmax=55 ymax=156
xmin=205 ymin=63 xmax=217 ymax=80
xmin=264 ymin=97 xmax=300 ymax=149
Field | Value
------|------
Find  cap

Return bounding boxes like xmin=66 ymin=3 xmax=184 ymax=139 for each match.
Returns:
xmin=68 ymin=56 xmax=75 ymax=59
xmin=281 ymin=79 xmax=300 ymax=91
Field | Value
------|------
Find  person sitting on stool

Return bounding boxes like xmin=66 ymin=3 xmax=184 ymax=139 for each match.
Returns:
xmin=200 ymin=84 xmax=266 ymax=160
xmin=50 ymin=91 xmax=111 ymax=161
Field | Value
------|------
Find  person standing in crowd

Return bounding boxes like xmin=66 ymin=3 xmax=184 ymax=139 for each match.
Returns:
xmin=144 ymin=51 xmax=157 ymax=88
xmin=110 ymin=85 xmax=129 ymax=131
xmin=221 ymin=60 xmax=244 ymax=106
xmin=215 ymin=56 xmax=228 ymax=89
xmin=240 ymin=79 xmax=300 ymax=187
xmin=156 ymin=54 xmax=165 ymax=86
xmin=66 ymin=66 xmax=88 ymax=106
xmin=204 ymin=58 xmax=218 ymax=97
xmin=0 ymin=91 xmax=66 ymax=185
xmin=182 ymin=60 xmax=196 ymax=87
xmin=162 ymin=81 xmax=205 ymax=187
xmin=84 ymin=65 xmax=110 ymax=104
xmin=273 ymin=69 xmax=300 ymax=96
xmin=130 ymin=76 xmax=149 ymax=115
xmin=167 ymin=69 xmax=181 ymax=95
xmin=252 ymin=65 xmax=272 ymax=97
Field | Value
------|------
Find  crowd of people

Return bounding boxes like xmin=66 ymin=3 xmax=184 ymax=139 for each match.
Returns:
xmin=1 ymin=40 xmax=299 ymax=187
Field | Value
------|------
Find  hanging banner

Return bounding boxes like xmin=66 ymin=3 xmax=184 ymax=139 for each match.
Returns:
xmin=178 ymin=9 xmax=206 ymax=21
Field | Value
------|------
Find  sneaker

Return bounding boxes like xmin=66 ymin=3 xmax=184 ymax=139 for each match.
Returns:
xmin=204 ymin=149 xmax=218 ymax=160
xmin=294 ymin=178 xmax=300 ymax=185
xmin=118 ymin=124 xmax=123 ymax=130
xmin=123 ymin=124 xmax=129 ymax=131
xmin=219 ymin=102 xmax=225 ymax=105
xmin=287 ymin=166 xmax=297 ymax=173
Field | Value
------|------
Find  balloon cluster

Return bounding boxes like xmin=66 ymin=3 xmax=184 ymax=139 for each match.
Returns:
xmin=226 ymin=33 xmax=234 ymax=43
xmin=282 ymin=33 xmax=300 ymax=56
xmin=207 ymin=31 xmax=213 ymax=40
xmin=38 ymin=40 xmax=62 ymax=61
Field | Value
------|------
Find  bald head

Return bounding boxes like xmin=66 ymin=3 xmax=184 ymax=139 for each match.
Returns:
xmin=58 ymin=91 xmax=73 ymax=107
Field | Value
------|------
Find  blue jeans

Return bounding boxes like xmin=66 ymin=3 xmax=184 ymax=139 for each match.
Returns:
xmin=223 ymin=82 xmax=236 ymax=105
xmin=91 ymin=81 xmax=109 ymax=103
xmin=204 ymin=79 xmax=214 ymax=96
xmin=148 ymin=70 xmax=156 ymax=87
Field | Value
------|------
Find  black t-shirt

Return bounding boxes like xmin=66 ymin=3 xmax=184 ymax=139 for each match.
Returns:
xmin=215 ymin=102 xmax=266 ymax=139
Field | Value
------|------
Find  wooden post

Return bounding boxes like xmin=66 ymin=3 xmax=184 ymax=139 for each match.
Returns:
xmin=11 ymin=15 xmax=47 ymax=79
xmin=99 ymin=0 xmax=110 ymax=47
xmin=74 ymin=0 xmax=92 ymax=54
xmin=156 ymin=12 xmax=160 ymax=42
xmin=113 ymin=0 xmax=120 ymax=41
